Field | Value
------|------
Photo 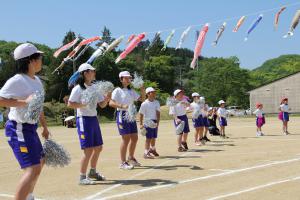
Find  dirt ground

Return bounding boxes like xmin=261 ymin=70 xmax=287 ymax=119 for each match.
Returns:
xmin=1 ymin=117 xmax=300 ymax=200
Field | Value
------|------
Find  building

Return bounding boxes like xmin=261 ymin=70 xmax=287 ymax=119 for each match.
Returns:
xmin=248 ymin=71 xmax=300 ymax=113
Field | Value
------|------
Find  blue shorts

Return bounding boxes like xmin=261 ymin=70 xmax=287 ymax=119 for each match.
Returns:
xmin=174 ymin=115 xmax=190 ymax=134
xmin=145 ymin=120 xmax=158 ymax=139
xmin=219 ymin=117 xmax=227 ymax=126
xmin=76 ymin=116 xmax=103 ymax=149
xmin=5 ymin=120 xmax=44 ymax=169
xmin=203 ymin=117 xmax=209 ymax=127
xmin=116 ymin=111 xmax=138 ymax=135
xmin=192 ymin=115 xmax=204 ymax=128
xmin=282 ymin=112 xmax=289 ymax=122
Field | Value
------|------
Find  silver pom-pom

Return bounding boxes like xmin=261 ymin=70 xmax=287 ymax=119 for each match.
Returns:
xmin=81 ymin=82 xmax=114 ymax=110
xmin=43 ymin=139 xmax=71 ymax=168
xmin=124 ymin=104 xmax=137 ymax=122
xmin=140 ymin=127 xmax=147 ymax=136
xmin=131 ymin=72 xmax=144 ymax=89
xmin=144 ymin=119 xmax=157 ymax=128
xmin=192 ymin=108 xmax=201 ymax=119
xmin=176 ymin=121 xmax=185 ymax=135
xmin=81 ymin=85 xmax=98 ymax=110
xmin=166 ymin=97 xmax=179 ymax=107
xmin=24 ymin=91 xmax=45 ymax=122
xmin=94 ymin=81 xmax=114 ymax=95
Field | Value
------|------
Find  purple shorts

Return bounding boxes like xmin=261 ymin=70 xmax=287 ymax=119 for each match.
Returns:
xmin=5 ymin=120 xmax=44 ymax=169
xmin=116 ymin=111 xmax=138 ymax=135
xmin=256 ymin=116 xmax=266 ymax=127
xmin=174 ymin=115 xmax=190 ymax=134
xmin=282 ymin=112 xmax=289 ymax=122
xmin=219 ymin=117 xmax=227 ymax=127
xmin=76 ymin=116 xmax=103 ymax=149
xmin=192 ymin=115 xmax=204 ymax=128
xmin=145 ymin=120 xmax=158 ymax=139
xmin=203 ymin=117 xmax=209 ymax=127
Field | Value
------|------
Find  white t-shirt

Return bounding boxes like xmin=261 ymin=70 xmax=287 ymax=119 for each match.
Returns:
xmin=69 ymin=84 xmax=104 ymax=117
xmin=253 ymin=109 xmax=264 ymax=117
xmin=169 ymin=100 xmax=188 ymax=117
xmin=189 ymin=102 xmax=201 ymax=116
xmin=200 ymin=103 xmax=209 ymax=117
xmin=139 ymin=99 xmax=160 ymax=120
xmin=111 ymin=87 xmax=140 ymax=111
xmin=280 ymin=104 xmax=289 ymax=112
xmin=0 ymin=74 xmax=44 ymax=124
xmin=217 ymin=107 xmax=227 ymax=118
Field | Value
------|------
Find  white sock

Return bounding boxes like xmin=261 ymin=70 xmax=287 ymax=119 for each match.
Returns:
xmin=26 ymin=193 xmax=34 ymax=200
xmin=151 ymin=146 xmax=156 ymax=150
xmin=145 ymin=149 xmax=149 ymax=154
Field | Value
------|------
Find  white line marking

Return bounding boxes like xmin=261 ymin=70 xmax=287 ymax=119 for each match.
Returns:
xmin=206 ymin=175 xmax=300 ymax=200
xmin=83 ymin=152 xmax=192 ymax=200
xmin=93 ymin=156 xmax=300 ymax=200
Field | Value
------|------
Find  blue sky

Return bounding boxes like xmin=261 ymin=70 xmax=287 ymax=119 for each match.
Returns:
xmin=0 ymin=0 xmax=299 ymax=69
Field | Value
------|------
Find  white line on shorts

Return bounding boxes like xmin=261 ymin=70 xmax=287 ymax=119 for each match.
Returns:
xmin=93 ymin=156 xmax=300 ymax=200
xmin=83 ymin=152 xmax=192 ymax=200
xmin=205 ymin=175 xmax=300 ymax=200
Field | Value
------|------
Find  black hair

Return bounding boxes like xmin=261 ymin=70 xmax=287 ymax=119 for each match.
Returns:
xmin=15 ymin=53 xmax=42 ymax=74
xmin=77 ymin=72 xmax=87 ymax=90
xmin=120 ymin=77 xmax=131 ymax=90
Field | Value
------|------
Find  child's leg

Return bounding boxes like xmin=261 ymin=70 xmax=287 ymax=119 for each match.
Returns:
xmin=28 ymin=159 xmax=45 ymax=195
xmin=150 ymin=138 xmax=156 ymax=149
xmin=182 ymin=133 xmax=188 ymax=143
xmin=80 ymin=148 xmax=93 ymax=175
xmin=120 ymin=135 xmax=130 ymax=162
xmin=145 ymin=138 xmax=151 ymax=153
xmin=90 ymin=146 xmax=103 ymax=169
xmin=128 ymin=134 xmax=138 ymax=159
xmin=194 ymin=128 xmax=199 ymax=142
xmin=177 ymin=135 xmax=183 ymax=147
xmin=286 ymin=121 xmax=288 ymax=132
xmin=15 ymin=164 xmax=42 ymax=200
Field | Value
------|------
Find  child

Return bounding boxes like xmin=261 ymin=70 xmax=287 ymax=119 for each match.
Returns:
xmin=68 ymin=63 xmax=111 ymax=185
xmin=139 ymin=87 xmax=160 ymax=159
xmin=109 ymin=71 xmax=145 ymax=169
xmin=279 ymin=97 xmax=290 ymax=135
xmin=0 ymin=43 xmax=49 ymax=200
xmin=217 ymin=100 xmax=228 ymax=138
xmin=169 ymin=89 xmax=190 ymax=152
xmin=208 ymin=107 xmax=220 ymax=136
xmin=200 ymin=96 xmax=211 ymax=142
xmin=253 ymin=103 xmax=265 ymax=136
xmin=189 ymin=92 xmax=205 ymax=146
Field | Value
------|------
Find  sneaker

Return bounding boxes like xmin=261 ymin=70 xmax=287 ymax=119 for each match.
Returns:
xmin=178 ymin=146 xmax=187 ymax=152
xmin=195 ymin=142 xmax=201 ymax=146
xmin=119 ymin=162 xmax=134 ymax=170
xmin=204 ymin=136 xmax=211 ymax=142
xmin=149 ymin=149 xmax=160 ymax=157
xmin=284 ymin=131 xmax=289 ymax=135
xmin=88 ymin=172 xmax=106 ymax=181
xmin=26 ymin=194 xmax=35 ymax=200
xmin=144 ymin=152 xmax=154 ymax=159
xmin=260 ymin=132 xmax=264 ymax=136
xmin=200 ymin=139 xmax=206 ymax=145
xmin=79 ymin=178 xmax=97 ymax=185
xmin=181 ymin=142 xmax=189 ymax=150
xmin=256 ymin=132 xmax=262 ymax=137
xmin=128 ymin=158 xmax=141 ymax=167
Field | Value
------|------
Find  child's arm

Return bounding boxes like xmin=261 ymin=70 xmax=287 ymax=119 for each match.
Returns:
xmin=98 ymin=93 xmax=111 ymax=108
xmin=109 ymin=100 xmax=128 ymax=109
xmin=156 ymin=110 xmax=161 ymax=126
xmin=0 ymin=96 xmax=31 ymax=108
xmin=139 ymin=113 xmax=144 ymax=129
xmin=67 ymin=101 xmax=86 ymax=109
xmin=39 ymin=112 xmax=49 ymax=139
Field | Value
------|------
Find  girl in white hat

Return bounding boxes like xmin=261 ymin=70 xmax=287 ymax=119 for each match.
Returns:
xmin=109 ymin=71 xmax=145 ymax=169
xmin=0 ymin=43 xmax=49 ymax=200
xmin=169 ymin=89 xmax=190 ymax=152
xmin=139 ymin=87 xmax=160 ymax=159
xmin=217 ymin=100 xmax=228 ymax=138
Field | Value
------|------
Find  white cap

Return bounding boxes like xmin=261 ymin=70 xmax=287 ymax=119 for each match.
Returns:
xmin=14 ymin=43 xmax=44 ymax=60
xmin=174 ymin=89 xmax=183 ymax=97
xmin=146 ymin=87 xmax=155 ymax=94
xmin=218 ymin=100 xmax=226 ymax=105
xmin=78 ymin=63 xmax=95 ymax=72
xmin=119 ymin=71 xmax=132 ymax=78
xmin=192 ymin=92 xmax=200 ymax=97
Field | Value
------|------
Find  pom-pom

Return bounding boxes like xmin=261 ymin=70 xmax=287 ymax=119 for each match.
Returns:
xmin=131 ymin=72 xmax=144 ymax=89
xmin=43 ymin=139 xmax=71 ymax=168
xmin=124 ymin=104 xmax=137 ymax=122
xmin=176 ymin=121 xmax=185 ymax=135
